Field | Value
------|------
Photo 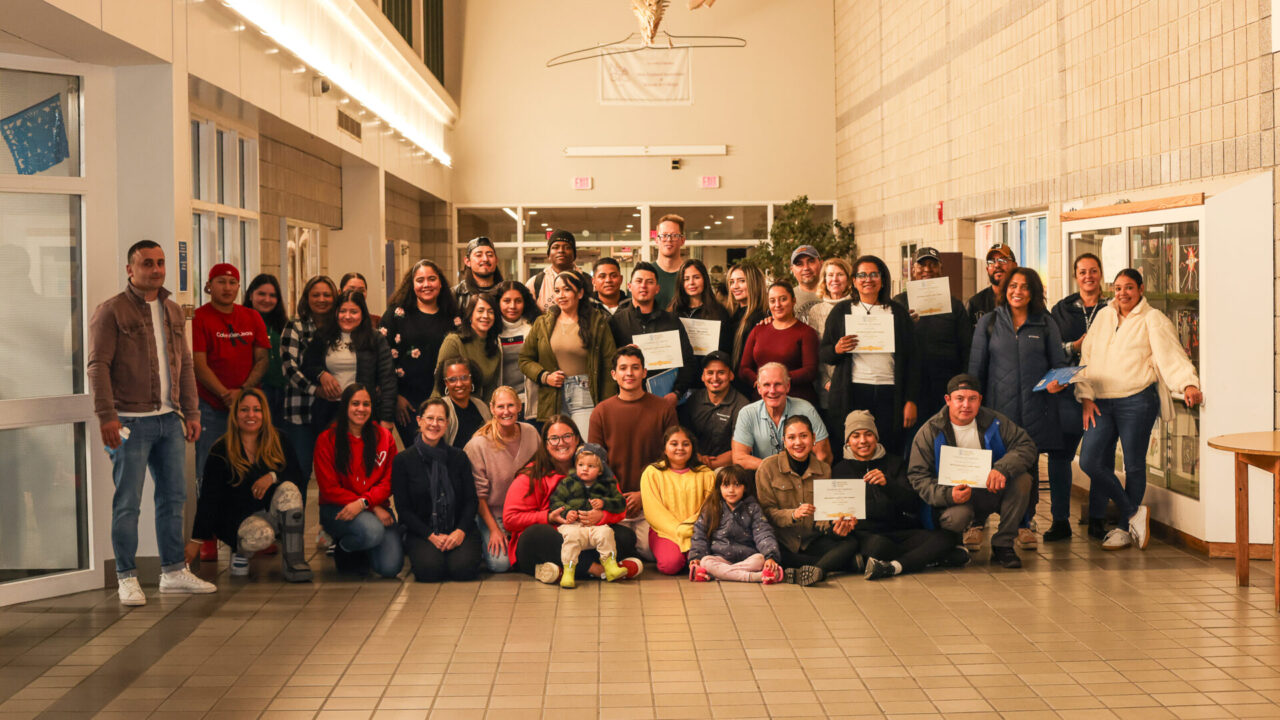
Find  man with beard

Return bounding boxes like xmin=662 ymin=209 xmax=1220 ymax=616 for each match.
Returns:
xmin=966 ymin=244 xmax=1016 ymax=326
xmin=453 ymin=236 xmax=503 ymax=312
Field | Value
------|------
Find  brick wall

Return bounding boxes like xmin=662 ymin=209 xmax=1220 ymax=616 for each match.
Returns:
xmin=258 ymin=135 xmax=342 ymax=280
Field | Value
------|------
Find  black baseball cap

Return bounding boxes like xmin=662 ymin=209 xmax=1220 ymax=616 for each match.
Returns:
xmin=466 ymin=236 xmax=494 ymax=255
xmin=946 ymin=374 xmax=982 ymax=394
xmin=913 ymin=247 xmax=941 ymax=264
xmin=703 ymin=350 xmax=733 ymax=370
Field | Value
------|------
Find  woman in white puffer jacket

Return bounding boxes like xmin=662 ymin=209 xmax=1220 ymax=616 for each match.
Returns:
xmin=1074 ymin=268 xmax=1203 ymax=552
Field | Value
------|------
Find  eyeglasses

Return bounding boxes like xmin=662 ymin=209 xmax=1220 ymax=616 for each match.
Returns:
xmin=445 ymin=374 xmax=471 ymax=384
xmin=853 ymin=272 xmax=881 ymax=280
xmin=547 ymin=433 xmax=576 ymax=445
xmin=656 ymin=233 xmax=684 ymax=241
xmin=986 ymin=257 xmax=1015 ymax=267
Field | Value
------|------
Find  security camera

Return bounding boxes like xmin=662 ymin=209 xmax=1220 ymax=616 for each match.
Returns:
xmin=312 ymin=77 xmax=331 ymax=96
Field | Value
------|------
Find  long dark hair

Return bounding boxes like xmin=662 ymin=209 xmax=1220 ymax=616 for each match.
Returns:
xmin=547 ymin=271 xmax=597 ymax=349
xmin=388 ymin=259 xmax=457 ymax=317
xmin=317 ymin=290 xmax=376 ymax=352
xmin=851 ymin=255 xmax=893 ymax=306
xmin=671 ymin=258 xmax=727 ymax=319
xmin=338 ymin=272 xmax=367 ymax=293
xmin=521 ymin=415 xmax=582 ymax=494
xmin=650 ymin=425 xmax=709 ymax=472
xmin=697 ymin=465 xmax=755 ymax=540
xmin=996 ymin=267 xmax=1048 ymax=315
xmin=456 ymin=292 xmax=501 ymax=356
xmin=495 ymin=279 xmax=539 ymax=324
xmin=332 ymin=383 xmax=378 ymax=479
xmin=295 ymin=275 xmax=338 ymax=325
xmin=243 ymin=273 xmax=287 ymax=333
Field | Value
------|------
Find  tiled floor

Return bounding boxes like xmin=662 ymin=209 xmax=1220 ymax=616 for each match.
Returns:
xmin=4 ymin=499 xmax=1280 ymax=720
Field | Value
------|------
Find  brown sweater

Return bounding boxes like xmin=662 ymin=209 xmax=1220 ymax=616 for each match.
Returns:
xmin=588 ymin=392 xmax=678 ymax=494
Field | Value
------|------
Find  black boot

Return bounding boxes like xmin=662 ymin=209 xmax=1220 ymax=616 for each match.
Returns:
xmin=1087 ymin=519 xmax=1108 ymax=541
xmin=278 ymin=507 xmax=313 ymax=582
xmin=1043 ymin=519 xmax=1073 ymax=542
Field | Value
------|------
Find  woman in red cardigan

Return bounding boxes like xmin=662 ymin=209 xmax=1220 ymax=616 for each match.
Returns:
xmin=502 ymin=415 xmax=641 ymax=583
xmin=738 ymin=281 xmax=820 ymax=403
xmin=315 ymin=383 xmax=403 ymax=578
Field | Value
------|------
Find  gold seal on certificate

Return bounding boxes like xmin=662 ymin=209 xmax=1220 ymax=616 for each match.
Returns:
xmin=631 ymin=330 xmax=684 ymax=369
xmin=937 ymin=446 xmax=993 ymax=488
xmin=679 ymin=318 xmax=721 ymax=356
xmin=813 ymin=478 xmax=866 ymax=520
xmin=906 ymin=277 xmax=951 ymax=317
xmin=844 ymin=312 xmax=895 ymax=353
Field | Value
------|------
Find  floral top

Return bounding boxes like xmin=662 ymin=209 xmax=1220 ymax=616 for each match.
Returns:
xmin=377 ymin=304 xmax=454 ymax=405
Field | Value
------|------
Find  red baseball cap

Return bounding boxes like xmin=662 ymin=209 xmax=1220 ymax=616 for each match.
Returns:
xmin=208 ymin=263 xmax=240 ymax=282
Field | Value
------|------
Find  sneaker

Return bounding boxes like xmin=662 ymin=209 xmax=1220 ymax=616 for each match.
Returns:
xmin=315 ymin=529 xmax=332 ymax=549
xmin=864 ymin=558 xmax=894 ymax=581
xmin=1102 ymin=527 xmax=1133 ymax=551
xmin=230 ymin=554 xmax=250 ymax=577
xmin=962 ymin=526 xmax=985 ymax=548
xmin=1017 ymin=528 xmax=1038 ymax=549
xmin=534 ymin=562 xmax=562 ymax=585
xmin=940 ymin=546 xmax=971 ymax=568
xmin=785 ymin=565 xmax=823 ymax=586
xmin=990 ymin=547 xmax=1022 ymax=569
xmin=761 ymin=565 xmax=783 ymax=585
xmin=619 ymin=557 xmax=645 ymax=579
xmin=1043 ymin=519 xmax=1072 ymax=542
xmin=199 ymin=539 xmax=218 ymax=562
xmin=1129 ymin=505 xmax=1150 ymax=550
xmin=117 ymin=577 xmax=146 ymax=606
xmin=688 ymin=564 xmax=710 ymax=582
xmin=158 ymin=566 xmax=217 ymax=594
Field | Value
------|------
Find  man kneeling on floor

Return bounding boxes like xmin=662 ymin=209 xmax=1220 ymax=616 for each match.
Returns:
xmin=831 ymin=410 xmax=970 ymax=580
xmin=907 ymin=374 xmax=1035 ymax=569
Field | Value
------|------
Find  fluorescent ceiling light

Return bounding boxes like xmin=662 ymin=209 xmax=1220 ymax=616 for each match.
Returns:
xmin=527 ymin=210 xmax=537 ymax=215
xmin=564 ymin=145 xmax=727 ymax=158
xmin=502 ymin=208 xmax=520 ymax=222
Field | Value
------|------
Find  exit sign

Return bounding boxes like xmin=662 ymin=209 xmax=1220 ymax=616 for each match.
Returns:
xmin=572 ymin=176 xmax=593 ymax=190
xmin=700 ymin=175 xmax=720 ymax=189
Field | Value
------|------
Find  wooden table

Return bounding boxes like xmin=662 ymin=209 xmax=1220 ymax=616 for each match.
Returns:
xmin=1208 ymin=431 xmax=1280 ymax=609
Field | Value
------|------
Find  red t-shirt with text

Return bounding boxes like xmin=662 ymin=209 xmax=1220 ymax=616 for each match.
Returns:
xmin=192 ymin=303 xmax=270 ymax=410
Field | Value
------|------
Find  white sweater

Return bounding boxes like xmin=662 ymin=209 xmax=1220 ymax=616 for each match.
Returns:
xmin=1074 ymin=297 xmax=1199 ymax=404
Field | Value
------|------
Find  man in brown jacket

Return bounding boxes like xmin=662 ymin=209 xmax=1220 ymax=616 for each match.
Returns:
xmin=88 ymin=240 xmax=216 ymax=606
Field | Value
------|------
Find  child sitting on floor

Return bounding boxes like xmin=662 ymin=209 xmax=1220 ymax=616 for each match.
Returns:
xmin=546 ymin=443 xmax=628 ymax=588
xmin=688 ymin=465 xmax=784 ymax=584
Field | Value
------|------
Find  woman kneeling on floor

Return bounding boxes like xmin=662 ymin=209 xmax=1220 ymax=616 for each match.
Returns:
xmin=186 ymin=388 xmax=312 ymax=581
xmin=392 ymin=398 xmax=483 ymax=582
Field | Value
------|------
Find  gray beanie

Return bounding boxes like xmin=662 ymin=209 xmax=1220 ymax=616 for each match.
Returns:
xmin=843 ymin=410 xmax=878 ymax=442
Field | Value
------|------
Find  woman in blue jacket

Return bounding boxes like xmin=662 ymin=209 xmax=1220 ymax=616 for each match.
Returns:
xmin=969 ymin=267 xmax=1069 ymax=549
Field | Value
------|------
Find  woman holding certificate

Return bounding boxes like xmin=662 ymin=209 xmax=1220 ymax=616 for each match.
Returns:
xmin=672 ymin=259 xmax=733 ymax=381
xmin=802 ymin=258 xmax=853 ymax=410
xmin=968 ymin=267 xmax=1069 ymax=549
xmin=819 ymin=255 xmax=917 ymax=459
xmin=738 ymin=281 xmax=820 ymax=404
xmin=1075 ymin=268 xmax=1202 ymax=551
xmin=726 ymin=264 xmax=769 ymax=396
xmin=519 ymin=272 xmax=618 ymax=430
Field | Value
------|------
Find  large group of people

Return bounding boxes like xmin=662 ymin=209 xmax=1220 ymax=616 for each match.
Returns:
xmin=87 ymin=221 xmax=1204 ymax=605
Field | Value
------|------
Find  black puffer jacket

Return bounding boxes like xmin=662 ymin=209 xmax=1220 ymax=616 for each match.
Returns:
xmin=301 ymin=331 xmax=397 ymax=425
xmin=830 ymin=450 xmax=922 ymax=533
xmin=969 ymin=305 xmax=1068 ymax=451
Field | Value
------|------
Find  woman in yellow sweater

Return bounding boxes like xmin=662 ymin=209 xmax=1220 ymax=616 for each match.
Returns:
xmin=641 ymin=426 xmax=716 ymax=575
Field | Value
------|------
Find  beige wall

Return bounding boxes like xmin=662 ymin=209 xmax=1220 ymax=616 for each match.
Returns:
xmin=451 ymin=0 xmax=836 ymax=206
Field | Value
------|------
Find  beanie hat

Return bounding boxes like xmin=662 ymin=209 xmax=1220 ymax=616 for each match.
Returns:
xmin=574 ymin=442 xmax=616 ymax=485
xmin=547 ymin=229 xmax=576 ymax=253
xmin=843 ymin=410 xmax=878 ymax=442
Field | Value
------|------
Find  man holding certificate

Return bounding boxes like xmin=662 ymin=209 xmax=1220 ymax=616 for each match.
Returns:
xmin=906 ymin=375 xmax=1037 ymax=569
xmin=609 ymin=262 xmax=697 ymax=405
xmin=830 ymin=411 xmax=968 ymax=580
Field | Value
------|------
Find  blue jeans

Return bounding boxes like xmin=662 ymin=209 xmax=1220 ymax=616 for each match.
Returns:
xmin=282 ymin=422 xmax=317 ymax=504
xmin=319 ymin=505 xmax=404 ymax=578
xmin=196 ymin=400 xmax=229 ymax=487
xmin=1079 ymin=384 xmax=1160 ymax=522
xmin=111 ymin=413 xmax=188 ymax=578
xmin=1046 ymin=433 xmax=1082 ymax=522
xmin=561 ymin=374 xmax=594 ymax=432
xmin=476 ymin=514 xmax=511 ymax=573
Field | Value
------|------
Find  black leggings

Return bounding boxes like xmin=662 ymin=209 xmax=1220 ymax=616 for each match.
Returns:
xmin=779 ymin=533 xmax=860 ymax=574
xmin=404 ymin=532 xmax=482 ymax=583
xmin=515 ymin=523 xmax=637 ymax=578
xmin=857 ymin=529 xmax=956 ymax=574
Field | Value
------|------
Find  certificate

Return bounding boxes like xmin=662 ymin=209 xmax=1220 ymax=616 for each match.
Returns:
xmin=938 ymin=446 xmax=992 ymax=488
xmin=680 ymin=318 xmax=721 ymax=356
xmin=844 ymin=312 xmax=895 ymax=353
xmin=631 ymin=330 xmax=684 ymax=369
xmin=813 ymin=478 xmax=866 ymax=520
xmin=905 ymin=277 xmax=952 ymax=317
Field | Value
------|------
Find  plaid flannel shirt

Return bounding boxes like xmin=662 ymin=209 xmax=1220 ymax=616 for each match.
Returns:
xmin=280 ymin=318 xmax=317 ymax=425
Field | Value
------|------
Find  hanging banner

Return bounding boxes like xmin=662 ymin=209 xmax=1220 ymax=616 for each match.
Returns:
xmin=600 ymin=47 xmax=692 ymax=105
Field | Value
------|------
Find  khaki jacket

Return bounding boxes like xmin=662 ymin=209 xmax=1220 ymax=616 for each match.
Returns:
xmin=88 ymin=283 xmax=198 ymax=424
xmin=754 ymin=451 xmax=832 ymax=553
xmin=518 ymin=310 xmax=618 ymax=422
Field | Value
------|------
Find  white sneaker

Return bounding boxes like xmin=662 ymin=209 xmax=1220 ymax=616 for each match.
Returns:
xmin=230 ymin=554 xmax=250 ymax=577
xmin=117 ymin=577 xmax=146 ymax=606
xmin=159 ymin=566 xmax=217 ymax=594
xmin=1129 ymin=505 xmax=1150 ymax=550
xmin=1102 ymin=528 xmax=1133 ymax=551
xmin=534 ymin=562 xmax=562 ymax=585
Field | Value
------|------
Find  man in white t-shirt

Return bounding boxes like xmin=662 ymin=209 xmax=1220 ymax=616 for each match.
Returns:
xmin=88 ymin=240 xmax=217 ymax=605
xmin=905 ymin=374 xmax=1036 ymax=569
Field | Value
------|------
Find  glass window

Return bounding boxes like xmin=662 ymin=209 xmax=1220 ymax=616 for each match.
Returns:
xmin=521 ymin=207 xmax=644 ymax=280
xmin=1068 ymin=227 xmax=1123 ymax=293
xmin=216 ymin=129 xmax=226 ymax=205
xmin=238 ymin=138 xmax=247 ymax=209
xmin=657 ymin=205 xmax=770 ymax=242
xmin=0 ymin=423 xmax=89 ymax=582
xmin=191 ymin=120 xmax=200 ymax=199
xmin=0 ymin=68 xmax=80 ymax=177
xmin=458 ymin=208 xmax=518 ymax=244
xmin=0 ymin=192 xmax=82 ymax=400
